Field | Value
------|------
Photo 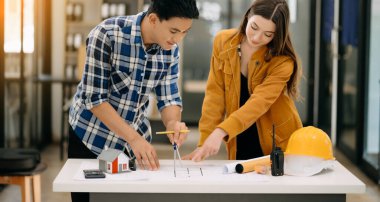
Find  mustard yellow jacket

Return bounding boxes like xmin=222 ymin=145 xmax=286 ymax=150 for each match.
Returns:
xmin=198 ymin=29 xmax=302 ymax=160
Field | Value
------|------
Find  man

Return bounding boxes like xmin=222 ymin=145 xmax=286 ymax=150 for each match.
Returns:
xmin=68 ymin=0 xmax=198 ymax=199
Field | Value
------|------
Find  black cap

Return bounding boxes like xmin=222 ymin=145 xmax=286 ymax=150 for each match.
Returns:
xmin=235 ymin=164 xmax=244 ymax=174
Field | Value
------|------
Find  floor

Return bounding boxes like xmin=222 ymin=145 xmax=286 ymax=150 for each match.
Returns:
xmin=0 ymin=127 xmax=379 ymax=202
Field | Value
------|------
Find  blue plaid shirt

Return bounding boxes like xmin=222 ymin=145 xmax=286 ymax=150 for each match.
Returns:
xmin=69 ymin=11 xmax=182 ymax=156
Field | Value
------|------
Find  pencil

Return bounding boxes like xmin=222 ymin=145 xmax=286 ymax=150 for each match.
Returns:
xmin=155 ymin=130 xmax=190 ymax=135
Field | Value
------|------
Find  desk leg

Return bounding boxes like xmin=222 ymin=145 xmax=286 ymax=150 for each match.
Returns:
xmin=91 ymin=193 xmax=345 ymax=202
xmin=20 ymin=176 xmax=32 ymax=202
xmin=32 ymin=174 xmax=41 ymax=202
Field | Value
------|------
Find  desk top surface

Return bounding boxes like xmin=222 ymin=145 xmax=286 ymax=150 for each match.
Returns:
xmin=53 ymin=159 xmax=365 ymax=194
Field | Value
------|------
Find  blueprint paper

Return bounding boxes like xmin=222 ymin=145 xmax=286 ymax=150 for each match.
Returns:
xmin=73 ymin=161 xmax=269 ymax=182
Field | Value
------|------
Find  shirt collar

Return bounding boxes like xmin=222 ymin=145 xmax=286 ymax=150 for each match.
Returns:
xmin=123 ymin=11 xmax=162 ymax=54
xmin=126 ymin=11 xmax=145 ymax=45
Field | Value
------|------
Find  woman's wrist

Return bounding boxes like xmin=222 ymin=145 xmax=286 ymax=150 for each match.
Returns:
xmin=214 ymin=128 xmax=228 ymax=138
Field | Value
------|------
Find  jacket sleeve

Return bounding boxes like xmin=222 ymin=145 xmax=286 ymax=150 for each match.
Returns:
xmin=197 ymin=34 xmax=226 ymax=147
xmin=218 ymin=57 xmax=294 ymax=142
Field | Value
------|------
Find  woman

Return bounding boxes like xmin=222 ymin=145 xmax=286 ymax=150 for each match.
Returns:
xmin=184 ymin=0 xmax=303 ymax=161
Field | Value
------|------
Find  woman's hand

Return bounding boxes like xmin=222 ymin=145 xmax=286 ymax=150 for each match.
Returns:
xmin=182 ymin=147 xmax=201 ymax=160
xmin=183 ymin=128 xmax=227 ymax=162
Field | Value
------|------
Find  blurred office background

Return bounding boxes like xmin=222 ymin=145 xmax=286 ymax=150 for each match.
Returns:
xmin=0 ymin=0 xmax=379 ymax=199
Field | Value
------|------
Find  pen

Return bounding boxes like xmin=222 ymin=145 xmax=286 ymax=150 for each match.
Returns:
xmin=155 ymin=130 xmax=190 ymax=135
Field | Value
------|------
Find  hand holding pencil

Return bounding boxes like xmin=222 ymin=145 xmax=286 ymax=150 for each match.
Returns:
xmin=156 ymin=130 xmax=190 ymax=135
xmin=158 ymin=121 xmax=189 ymax=147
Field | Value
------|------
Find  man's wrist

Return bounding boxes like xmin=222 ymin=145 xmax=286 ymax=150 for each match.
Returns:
xmin=124 ymin=130 xmax=141 ymax=144
xmin=164 ymin=119 xmax=178 ymax=129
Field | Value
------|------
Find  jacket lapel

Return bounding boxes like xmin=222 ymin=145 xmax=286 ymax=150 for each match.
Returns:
xmin=224 ymin=33 xmax=243 ymax=101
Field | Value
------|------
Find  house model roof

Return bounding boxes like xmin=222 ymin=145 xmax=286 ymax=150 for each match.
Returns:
xmin=97 ymin=148 xmax=125 ymax=162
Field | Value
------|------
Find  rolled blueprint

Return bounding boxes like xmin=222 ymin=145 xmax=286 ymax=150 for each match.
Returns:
xmin=235 ymin=155 xmax=270 ymax=174
xmin=223 ymin=155 xmax=270 ymax=174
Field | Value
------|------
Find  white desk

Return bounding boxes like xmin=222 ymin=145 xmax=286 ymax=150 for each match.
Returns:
xmin=53 ymin=159 xmax=365 ymax=202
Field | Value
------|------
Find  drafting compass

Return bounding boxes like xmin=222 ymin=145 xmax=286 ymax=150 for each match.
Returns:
xmin=173 ymin=142 xmax=184 ymax=177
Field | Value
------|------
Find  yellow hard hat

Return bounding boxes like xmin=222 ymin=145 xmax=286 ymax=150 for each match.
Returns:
xmin=285 ymin=126 xmax=334 ymax=160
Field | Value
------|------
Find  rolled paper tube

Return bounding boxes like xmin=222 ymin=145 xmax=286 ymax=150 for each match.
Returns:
xmin=253 ymin=165 xmax=269 ymax=174
xmin=235 ymin=155 xmax=271 ymax=174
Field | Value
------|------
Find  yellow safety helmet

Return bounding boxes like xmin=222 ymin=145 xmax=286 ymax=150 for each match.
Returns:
xmin=285 ymin=126 xmax=334 ymax=160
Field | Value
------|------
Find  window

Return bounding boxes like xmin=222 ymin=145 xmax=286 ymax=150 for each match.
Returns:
xmin=4 ymin=0 xmax=34 ymax=53
xmin=363 ymin=0 xmax=380 ymax=171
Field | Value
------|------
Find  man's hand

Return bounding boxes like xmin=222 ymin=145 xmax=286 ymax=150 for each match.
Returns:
xmin=160 ymin=106 xmax=188 ymax=147
xmin=128 ymin=134 xmax=160 ymax=171
xmin=165 ymin=120 xmax=188 ymax=147
xmin=90 ymin=102 xmax=160 ymax=170
xmin=183 ymin=128 xmax=227 ymax=162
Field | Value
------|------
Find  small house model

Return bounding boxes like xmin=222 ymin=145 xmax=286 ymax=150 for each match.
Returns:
xmin=98 ymin=148 xmax=131 ymax=174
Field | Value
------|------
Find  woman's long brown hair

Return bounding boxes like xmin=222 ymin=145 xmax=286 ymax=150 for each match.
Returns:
xmin=238 ymin=0 xmax=302 ymax=100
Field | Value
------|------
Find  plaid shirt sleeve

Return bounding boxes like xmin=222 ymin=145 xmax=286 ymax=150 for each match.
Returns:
xmin=80 ymin=25 xmax=112 ymax=110
xmin=155 ymin=48 xmax=183 ymax=111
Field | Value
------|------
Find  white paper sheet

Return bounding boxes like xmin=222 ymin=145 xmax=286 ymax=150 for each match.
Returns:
xmin=73 ymin=161 xmax=269 ymax=182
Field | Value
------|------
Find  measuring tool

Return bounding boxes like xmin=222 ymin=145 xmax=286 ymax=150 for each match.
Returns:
xmin=173 ymin=142 xmax=184 ymax=177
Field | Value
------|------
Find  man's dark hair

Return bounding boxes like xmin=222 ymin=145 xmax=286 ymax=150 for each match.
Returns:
xmin=147 ymin=0 xmax=199 ymax=21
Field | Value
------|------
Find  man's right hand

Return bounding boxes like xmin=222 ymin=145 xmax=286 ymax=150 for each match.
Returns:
xmin=90 ymin=102 xmax=160 ymax=170
xmin=129 ymin=134 xmax=160 ymax=170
